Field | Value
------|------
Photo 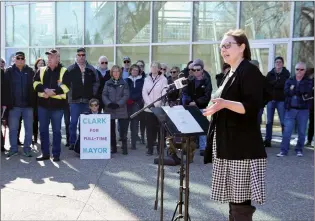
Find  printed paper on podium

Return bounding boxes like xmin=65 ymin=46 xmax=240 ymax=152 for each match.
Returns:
xmin=162 ymin=106 xmax=204 ymax=134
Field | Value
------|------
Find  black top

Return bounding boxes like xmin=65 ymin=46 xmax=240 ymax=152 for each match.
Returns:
xmin=205 ymin=59 xmax=267 ymax=163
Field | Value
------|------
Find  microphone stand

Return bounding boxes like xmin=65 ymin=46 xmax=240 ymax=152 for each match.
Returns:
xmin=130 ymin=87 xmax=177 ymax=221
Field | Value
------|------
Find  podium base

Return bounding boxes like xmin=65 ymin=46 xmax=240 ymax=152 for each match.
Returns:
xmin=154 ymin=154 xmax=181 ymax=166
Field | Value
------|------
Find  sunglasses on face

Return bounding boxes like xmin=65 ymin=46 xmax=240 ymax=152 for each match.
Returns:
xmin=220 ymin=42 xmax=238 ymax=49
xmin=296 ymin=68 xmax=305 ymax=71
xmin=90 ymin=103 xmax=99 ymax=107
xmin=193 ymin=69 xmax=201 ymax=72
xmin=101 ymin=61 xmax=108 ymax=65
xmin=124 ymin=60 xmax=130 ymax=64
xmin=189 ymin=69 xmax=193 ymax=71
xmin=77 ymin=54 xmax=86 ymax=57
xmin=170 ymin=71 xmax=177 ymax=74
xmin=161 ymin=68 xmax=167 ymax=71
xmin=16 ymin=57 xmax=25 ymax=60
xmin=1 ymin=61 xmax=4 ymax=64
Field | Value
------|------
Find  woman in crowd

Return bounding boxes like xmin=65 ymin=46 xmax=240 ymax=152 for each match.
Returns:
xmin=102 ymin=65 xmax=130 ymax=155
xmin=203 ymin=29 xmax=267 ymax=221
xmin=142 ymin=61 xmax=168 ymax=156
xmin=126 ymin=64 xmax=145 ymax=150
xmin=136 ymin=60 xmax=147 ymax=144
xmin=32 ymin=58 xmax=46 ymax=144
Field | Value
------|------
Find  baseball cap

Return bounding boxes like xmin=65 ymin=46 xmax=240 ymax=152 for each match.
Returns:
xmin=123 ymin=56 xmax=131 ymax=61
xmin=77 ymin=47 xmax=86 ymax=53
xmin=193 ymin=58 xmax=204 ymax=69
xmin=45 ymin=49 xmax=59 ymax=55
xmin=15 ymin=51 xmax=25 ymax=57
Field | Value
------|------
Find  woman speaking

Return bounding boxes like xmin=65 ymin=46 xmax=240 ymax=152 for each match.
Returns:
xmin=203 ymin=29 xmax=267 ymax=221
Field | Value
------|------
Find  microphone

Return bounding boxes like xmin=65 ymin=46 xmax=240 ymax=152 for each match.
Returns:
xmin=165 ymin=77 xmax=191 ymax=90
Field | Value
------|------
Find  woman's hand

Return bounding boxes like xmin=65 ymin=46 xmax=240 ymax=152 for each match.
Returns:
xmin=203 ymin=98 xmax=226 ymax=116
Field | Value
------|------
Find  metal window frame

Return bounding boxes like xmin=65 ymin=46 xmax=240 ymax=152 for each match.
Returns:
xmin=1 ymin=0 xmax=315 ymax=72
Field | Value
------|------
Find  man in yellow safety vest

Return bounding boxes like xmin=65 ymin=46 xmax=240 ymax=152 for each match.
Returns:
xmin=33 ymin=49 xmax=71 ymax=162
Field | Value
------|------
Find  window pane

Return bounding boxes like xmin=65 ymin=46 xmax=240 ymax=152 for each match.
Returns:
xmin=251 ymin=48 xmax=269 ymax=76
xmin=5 ymin=4 xmax=29 ymax=47
xmin=86 ymin=47 xmax=114 ymax=68
xmin=85 ymin=2 xmax=115 ymax=45
xmin=292 ymin=41 xmax=314 ymax=72
xmin=152 ymin=45 xmax=189 ymax=70
xmin=5 ymin=49 xmax=29 ymax=66
xmin=30 ymin=3 xmax=55 ymax=46
xmin=56 ymin=2 xmax=84 ymax=45
xmin=192 ymin=44 xmax=221 ymax=91
xmin=193 ymin=2 xmax=237 ymax=42
xmin=275 ymin=44 xmax=288 ymax=67
xmin=29 ymin=48 xmax=50 ymax=67
xmin=240 ymin=2 xmax=291 ymax=39
xmin=293 ymin=2 xmax=314 ymax=38
xmin=153 ymin=2 xmax=191 ymax=43
xmin=116 ymin=46 xmax=150 ymax=73
xmin=57 ymin=48 xmax=77 ymax=68
xmin=117 ymin=2 xmax=151 ymax=44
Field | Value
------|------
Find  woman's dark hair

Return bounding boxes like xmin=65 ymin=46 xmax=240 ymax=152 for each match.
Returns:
xmin=186 ymin=60 xmax=193 ymax=69
xmin=136 ymin=60 xmax=145 ymax=67
xmin=34 ymin=58 xmax=46 ymax=71
xmin=128 ymin=64 xmax=141 ymax=75
xmin=224 ymin=29 xmax=251 ymax=60
xmin=222 ymin=63 xmax=231 ymax=72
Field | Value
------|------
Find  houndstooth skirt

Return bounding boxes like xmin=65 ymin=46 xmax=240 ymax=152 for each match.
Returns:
xmin=211 ymin=130 xmax=266 ymax=205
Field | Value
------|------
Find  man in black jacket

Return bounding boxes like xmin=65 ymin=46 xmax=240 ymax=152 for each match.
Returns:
xmin=264 ymin=56 xmax=290 ymax=147
xmin=33 ymin=49 xmax=70 ymax=162
xmin=181 ymin=59 xmax=213 ymax=156
xmin=3 ymin=51 xmax=36 ymax=157
xmin=96 ymin=56 xmax=111 ymax=113
xmin=64 ymin=48 xmax=100 ymax=150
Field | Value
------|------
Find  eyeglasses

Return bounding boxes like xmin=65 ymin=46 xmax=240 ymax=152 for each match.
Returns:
xmin=193 ymin=69 xmax=201 ymax=72
xmin=16 ymin=57 xmax=25 ymax=60
xmin=77 ymin=54 xmax=86 ymax=57
xmin=137 ymin=64 xmax=144 ymax=67
xmin=90 ymin=103 xmax=99 ymax=107
xmin=220 ymin=42 xmax=238 ymax=49
xmin=101 ymin=61 xmax=108 ymax=65
xmin=170 ymin=71 xmax=177 ymax=74
xmin=124 ymin=60 xmax=130 ymax=64
xmin=296 ymin=68 xmax=305 ymax=71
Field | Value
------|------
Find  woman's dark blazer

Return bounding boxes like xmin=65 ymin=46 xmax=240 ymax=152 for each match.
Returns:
xmin=204 ymin=59 xmax=267 ymax=164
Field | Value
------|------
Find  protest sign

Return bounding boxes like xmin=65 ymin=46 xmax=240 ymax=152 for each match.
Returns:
xmin=80 ymin=114 xmax=111 ymax=159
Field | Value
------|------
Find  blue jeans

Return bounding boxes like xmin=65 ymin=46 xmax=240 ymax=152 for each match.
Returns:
xmin=280 ymin=109 xmax=309 ymax=154
xmin=69 ymin=103 xmax=89 ymax=145
xmin=128 ymin=103 xmax=141 ymax=147
xmin=199 ymin=109 xmax=206 ymax=151
xmin=265 ymin=101 xmax=285 ymax=142
xmin=8 ymin=107 xmax=33 ymax=152
xmin=38 ymin=106 xmax=64 ymax=157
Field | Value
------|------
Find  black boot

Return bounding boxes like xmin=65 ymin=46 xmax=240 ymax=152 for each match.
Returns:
xmin=122 ymin=140 xmax=128 ymax=155
xmin=230 ymin=204 xmax=256 ymax=221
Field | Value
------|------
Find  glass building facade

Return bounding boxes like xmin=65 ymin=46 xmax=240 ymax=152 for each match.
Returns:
xmin=1 ymin=1 xmax=314 ymax=92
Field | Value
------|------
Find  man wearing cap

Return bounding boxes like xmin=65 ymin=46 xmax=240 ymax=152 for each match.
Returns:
xmin=264 ymin=56 xmax=290 ymax=147
xmin=181 ymin=59 xmax=213 ymax=156
xmin=33 ymin=49 xmax=71 ymax=161
xmin=2 ymin=51 xmax=36 ymax=157
xmin=65 ymin=47 xmax=100 ymax=150
xmin=122 ymin=56 xmax=131 ymax=80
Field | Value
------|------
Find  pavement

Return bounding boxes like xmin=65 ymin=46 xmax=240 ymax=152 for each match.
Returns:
xmin=1 ymin=126 xmax=314 ymax=221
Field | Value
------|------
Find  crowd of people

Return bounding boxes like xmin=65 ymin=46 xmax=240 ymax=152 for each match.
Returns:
xmin=0 ymin=28 xmax=314 ymax=220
